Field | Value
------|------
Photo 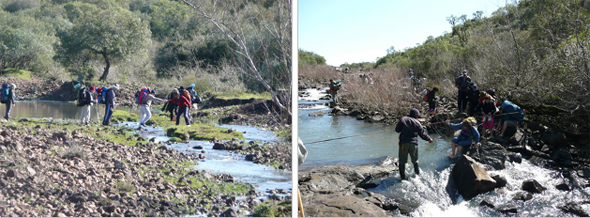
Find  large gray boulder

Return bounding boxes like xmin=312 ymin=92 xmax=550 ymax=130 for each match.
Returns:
xmin=465 ymin=141 xmax=507 ymax=170
xmin=451 ymin=155 xmax=497 ymax=199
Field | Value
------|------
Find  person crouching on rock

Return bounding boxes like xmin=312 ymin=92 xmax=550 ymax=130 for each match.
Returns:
xmin=445 ymin=118 xmax=480 ymax=159
xmin=395 ymin=108 xmax=433 ymax=180
xmin=168 ymin=88 xmax=191 ymax=126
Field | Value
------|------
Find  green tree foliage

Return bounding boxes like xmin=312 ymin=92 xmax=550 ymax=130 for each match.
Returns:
xmin=0 ymin=10 xmax=57 ymax=73
xmin=3 ymin=0 xmax=40 ymax=12
xmin=60 ymin=5 xmax=151 ymax=81
xmin=298 ymin=49 xmax=326 ymax=67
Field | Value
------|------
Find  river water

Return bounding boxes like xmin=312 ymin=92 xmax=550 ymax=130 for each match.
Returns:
xmin=7 ymin=101 xmax=291 ymax=205
xmin=299 ymin=88 xmax=590 ymax=217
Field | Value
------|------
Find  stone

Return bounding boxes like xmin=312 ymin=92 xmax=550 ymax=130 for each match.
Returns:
xmin=465 ymin=141 xmax=507 ymax=170
xmin=114 ymin=161 xmax=127 ymax=170
xmin=479 ymin=199 xmax=495 ymax=208
xmin=193 ymin=145 xmax=203 ymax=150
xmin=68 ymin=193 xmax=88 ymax=203
xmin=556 ymin=183 xmax=571 ymax=191
xmin=451 ymin=155 xmax=497 ymax=199
xmin=522 ymin=179 xmax=547 ymax=193
xmin=308 ymin=111 xmax=325 ymax=117
xmin=560 ymin=202 xmax=589 ymax=217
xmin=491 ymin=175 xmax=507 ymax=189
xmin=149 ymin=137 xmax=160 ymax=144
xmin=213 ymin=143 xmax=225 ymax=150
xmin=496 ymin=205 xmax=518 ymax=214
xmin=72 ymin=129 xmax=84 ymax=139
xmin=26 ymin=167 xmax=36 ymax=176
xmin=512 ymin=191 xmax=532 ymax=201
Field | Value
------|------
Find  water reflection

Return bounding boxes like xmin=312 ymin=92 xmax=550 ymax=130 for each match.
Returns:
xmin=8 ymin=101 xmax=140 ymax=120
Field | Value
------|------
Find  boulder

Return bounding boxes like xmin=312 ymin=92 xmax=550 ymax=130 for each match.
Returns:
xmin=220 ymin=208 xmax=237 ymax=217
xmin=556 ymin=183 xmax=571 ymax=191
xmin=149 ymin=137 xmax=160 ymax=144
xmin=479 ymin=199 xmax=495 ymax=208
xmin=193 ymin=145 xmax=203 ymax=150
xmin=522 ymin=179 xmax=546 ymax=193
xmin=496 ymin=205 xmax=518 ymax=214
xmin=491 ymin=175 xmax=507 ymax=189
xmin=465 ymin=141 xmax=507 ymax=170
xmin=512 ymin=191 xmax=532 ymax=201
xmin=451 ymin=155 xmax=497 ymax=199
xmin=213 ymin=143 xmax=225 ymax=150
xmin=560 ymin=202 xmax=589 ymax=217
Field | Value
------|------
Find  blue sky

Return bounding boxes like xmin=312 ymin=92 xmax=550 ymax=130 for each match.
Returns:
xmin=298 ymin=0 xmax=509 ymax=66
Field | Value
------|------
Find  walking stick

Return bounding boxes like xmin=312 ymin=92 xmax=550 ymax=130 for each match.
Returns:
xmin=298 ymin=189 xmax=304 ymax=217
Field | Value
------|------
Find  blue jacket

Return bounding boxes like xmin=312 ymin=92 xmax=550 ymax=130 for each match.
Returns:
xmin=450 ymin=123 xmax=480 ymax=143
xmin=395 ymin=116 xmax=431 ymax=145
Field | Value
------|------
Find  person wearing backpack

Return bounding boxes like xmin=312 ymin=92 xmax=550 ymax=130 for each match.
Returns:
xmin=78 ymin=86 xmax=96 ymax=125
xmin=168 ymin=88 xmax=191 ymax=126
xmin=329 ymin=79 xmax=340 ymax=105
xmin=454 ymin=70 xmax=472 ymax=112
xmin=102 ymin=84 xmax=119 ymax=126
xmin=446 ymin=118 xmax=480 ymax=159
xmin=476 ymin=94 xmax=497 ymax=139
xmin=2 ymin=84 xmax=16 ymax=121
xmin=162 ymin=88 xmax=179 ymax=121
xmin=495 ymin=100 xmax=524 ymax=138
xmin=424 ymin=86 xmax=439 ymax=117
xmin=467 ymin=84 xmax=481 ymax=116
xmin=138 ymin=89 xmax=165 ymax=128
xmin=186 ymin=84 xmax=200 ymax=110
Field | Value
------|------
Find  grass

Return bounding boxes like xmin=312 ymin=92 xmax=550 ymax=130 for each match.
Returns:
xmin=213 ymin=92 xmax=271 ymax=100
xmin=1 ymin=68 xmax=32 ymax=80
xmin=149 ymin=113 xmax=245 ymax=141
xmin=115 ymin=181 xmax=135 ymax=193
xmin=252 ymin=200 xmax=292 ymax=217
xmin=112 ymin=110 xmax=140 ymax=122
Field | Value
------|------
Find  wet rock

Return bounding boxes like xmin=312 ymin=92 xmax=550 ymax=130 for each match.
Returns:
xmin=213 ymin=143 xmax=225 ymax=150
xmin=308 ymin=111 xmax=325 ymax=117
xmin=560 ymin=202 xmax=589 ymax=217
xmin=522 ymin=179 xmax=546 ymax=193
xmin=193 ymin=145 xmax=203 ymax=149
xmin=451 ymin=155 xmax=497 ymax=199
xmin=491 ymin=175 xmax=507 ymax=189
xmin=496 ymin=205 xmax=518 ymax=214
xmin=479 ymin=198 xmax=495 ymax=208
xmin=149 ymin=137 xmax=160 ymax=144
xmin=465 ymin=141 xmax=507 ymax=170
xmin=512 ymin=191 xmax=532 ymax=201
xmin=556 ymin=183 xmax=571 ymax=191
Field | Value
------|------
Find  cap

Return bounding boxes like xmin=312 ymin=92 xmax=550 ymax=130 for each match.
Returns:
xmin=409 ymin=108 xmax=420 ymax=118
xmin=112 ymin=84 xmax=119 ymax=90
xmin=89 ymin=86 xmax=95 ymax=91
xmin=462 ymin=70 xmax=467 ymax=74
xmin=10 ymin=83 xmax=16 ymax=89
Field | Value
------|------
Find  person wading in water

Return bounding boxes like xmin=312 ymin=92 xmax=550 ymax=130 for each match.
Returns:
xmin=395 ymin=108 xmax=434 ymax=180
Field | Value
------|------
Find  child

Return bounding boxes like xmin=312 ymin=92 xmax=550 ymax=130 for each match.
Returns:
xmin=426 ymin=86 xmax=439 ymax=117
xmin=446 ymin=118 xmax=480 ymax=158
xmin=476 ymin=94 xmax=496 ymax=138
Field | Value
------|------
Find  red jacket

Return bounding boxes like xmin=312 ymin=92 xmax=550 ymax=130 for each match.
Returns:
xmin=169 ymin=95 xmax=191 ymax=108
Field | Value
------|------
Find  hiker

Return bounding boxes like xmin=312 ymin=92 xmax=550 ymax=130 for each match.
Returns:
xmin=102 ymin=84 xmax=119 ymax=126
xmin=186 ymin=84 xmax=200 ymax=110
xmin=476 ymin=94 xmax=497 ymax=139
xmin=168 ymin=88 xmax=191 ymax=126
xmin=1 ymin=83 xmax=16 ymax=120
xmin=445 ymin=118 xmax=480 ymax=158
xmin=162 ymin=88 xmax=179 ymax=121
xmin=78 ymin=86 xmax=96 ymax=125
xmin=329 ymin=79 xmax=340 ymax=105
xmin=408 ymin=68 xmax=414 ymax=78
xmin=454 ymin=70 xmax=472 ymax=112
xmin=395 ymin=108 xmax=434 ymax=180
xmin=495 ymin=100 xmax=524 ymax=138
xmin=138 ymin=89 xmax=165 ymax=128
xmin=467 ymin=84 xmax=480 ymax=116
xmin=425 ymin=86 xmax=439 ymax=117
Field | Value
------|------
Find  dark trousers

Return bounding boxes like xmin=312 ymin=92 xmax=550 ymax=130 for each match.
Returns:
xmin=458 ymin=91 xmax=468 ymax=112
xmin=176 ymin=107 xmax=190 ymax=125
xmin=399 ymin=142 xmax=420 ymax=179
xmin=468 ymin=101 xmax=478 ymax=116
xmin=103 ymin=103 xmax=113 ymax=125
xmin=4 ymin=103 xmax=11 ymax=120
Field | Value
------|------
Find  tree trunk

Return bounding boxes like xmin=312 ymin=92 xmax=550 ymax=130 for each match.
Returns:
xmin=99 ymin=51 xmax=110 ymax=81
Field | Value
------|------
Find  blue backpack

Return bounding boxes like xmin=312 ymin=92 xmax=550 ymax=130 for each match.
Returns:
xmin=501 ymin=100 xmax=524 ymax=121
xmin=0 ymin=83 xmax=9 ymax=104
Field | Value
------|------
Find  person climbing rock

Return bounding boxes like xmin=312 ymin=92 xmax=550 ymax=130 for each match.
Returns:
xmin=455 ymin=70 xmax=472 ymax=112
xmin=446 ymin=118 xmax=480 ymax=159
xmin=495 ymin=100 xmax=524 ymax=138
xmin=395 ymin=108 xmax=433 ymax=180
xmin=467 ymin=83 xmax=480 ymax=116
xmin=102 ymin=84 xmax=119 ymax=126
xmin=476 ymin=94 xmax=497 ymax=139
xmin=138 ymin=89 xmax=165 ymax=128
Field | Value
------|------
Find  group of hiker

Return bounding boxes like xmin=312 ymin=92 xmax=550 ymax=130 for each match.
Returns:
xmin=74 ymin=83 xmax=201 ymax=128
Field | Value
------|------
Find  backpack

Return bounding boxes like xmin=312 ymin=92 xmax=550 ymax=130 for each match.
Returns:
xmin=501 ymin=100 xmax=524 ymax=121
xmin=0 ymin=84 xmax=10 ymax=104
xmin=76 ymin=87 xmax=89 ymax=106
xmin=135 ymin=88 xmax=148 ymax=105
xmin=188 ymin=89 xmax=198 ymax=103
xmin=98 ymin=87 xmax=108 ymax=104
xmin=331 ymin=82 xmax=340 ymax=91
xmin=422 ymin=88 xmax=431 ymax=102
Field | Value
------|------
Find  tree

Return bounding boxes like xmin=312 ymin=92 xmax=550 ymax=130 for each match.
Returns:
xmin=61 ymin=6 xmax=151 ymax=81
xmin=179 ymin=0 xmax=292 ymax=119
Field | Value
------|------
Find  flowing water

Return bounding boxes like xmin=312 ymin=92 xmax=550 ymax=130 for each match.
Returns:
xmin=299 ymin=88 xmax=590 ymax=217
xmin=10 ymin=101 xmax=291 ymax=199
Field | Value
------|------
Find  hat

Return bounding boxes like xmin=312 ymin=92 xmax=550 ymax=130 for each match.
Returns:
xmin=462 ymin=70 xmax=467 ymax=74
xmin=179 ymin=86 xmax=184 ymax=90
xmin=409 ymin=108 xmax=420 ymax=118
xmin=10 ymin=84 xmax=16 ymax=89
xmin=471 ymin=84 xmax=478 ymax=90
xmin=112 ymin=84 xmax=119 ymax=90
xmin=89 ymin=86 xmax=95 ymax=91
xmin=96 ymin=87 xmax=102 ymax=92
xmin=151 ymin=89 xmax=156 ymax=94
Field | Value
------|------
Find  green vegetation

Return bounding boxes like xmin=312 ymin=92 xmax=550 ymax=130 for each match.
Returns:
xmin=252 ymin=200 xmax=291 ymax=217
xmin=213 ymin=92 xmax=272 ymax=100
xmin=298 ymin=49 xmax=326 ymax=67
xmin=1 ymin=68 xmax=32 ymax=80
xmin=112 ymin=110 xmax=140 ymax=122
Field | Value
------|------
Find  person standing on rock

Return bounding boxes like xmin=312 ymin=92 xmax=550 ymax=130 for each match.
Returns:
xmin=79 ymin=86 xmax=96 ymax=125
xmin=467 ymin=84 xmax=481 ymax=116
xmin=445 ymin=118 xmax=480 ymax=158
xmin=168 ymin=88 xmax=191 ymax=126
xmin=455 ymin=70 xmax=472 ymax=112
xmin=102 ymin=84 xmax=119 ymax=126
xmin=329 ymin=79 xmax=340 ymax=105
xmin=476 ymin=94 xmax=497 ymax=139
xmin=395 ymin=108 xmax=433 ymax=180
xmin=138 ymin=89 xmax=165 ymax=128
xmin=426 ymin=86 xmax=439 ymax=117
xmin=2 ymin=83 xmax=16 ymax=121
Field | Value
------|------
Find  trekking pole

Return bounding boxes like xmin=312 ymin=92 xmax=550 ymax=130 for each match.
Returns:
xmin=298 ymin=189 xmax=305 ymax=217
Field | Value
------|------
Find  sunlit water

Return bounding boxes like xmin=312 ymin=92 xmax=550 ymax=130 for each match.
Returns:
xmin=298 ymin=88 xmax=590 ymax=216
xmin=4 ymin=100 xmax=139 ymax=121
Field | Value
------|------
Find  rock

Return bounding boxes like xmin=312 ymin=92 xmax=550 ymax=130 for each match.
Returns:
xmin=26 ymin=166 xmax=36 ymax=176
xmin=491 ymin=175 xmax=507 ymax=189
xmin=522 ymin=179 xmax=547 ymax=193
xmin=114 ymin=161 xmax=127 ymax=170
xmin=506 ymin=152 xmax=522 ymax=163
xmin=556 ymin=183 xmax=571 ymax=191
xmin=544 ymin=132 xmax=566 ymax=147
xmin=193 ymin=145 xmax=203 ymax=149
xmin=149 ymin=137 xmax=160 ymax=144
xmin=71 ymin=129 xmax=84 ymax=139
xmin=213 ymin=143 xmax=225 ymax=150
xmin=512 ymin=191 xmax=532 ymax=201
xmin=451 ymin=155 xmax=497 ymax=199
xmin=68 ymin=193 xmax=87 ymax=203
xmin=308 ymin=111 xmax=325 ymax=117
xmin=465 ymin=141 xmax=507 ymax=170
xmin=52 ymin=132 xmax=71 ymax=141
xmin=496 ymin=205 xmax=518 ymax=214
xmin=6 ymin=169 xmax=16 ymax=177
xmin=560 ymin=202 xmax=589 ymax=217
xmin=369 ymin=115 xmax=384 ymax=122
xmin=479 ymin=199 xmax=495 ymax=208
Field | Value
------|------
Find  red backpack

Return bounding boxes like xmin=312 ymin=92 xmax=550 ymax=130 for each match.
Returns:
xmin=135 ymin=88 xmax=148 ymax=105
xmin=422 ymin=88 xmax=431 ymax=102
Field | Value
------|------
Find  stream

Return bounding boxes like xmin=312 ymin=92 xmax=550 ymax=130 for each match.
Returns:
xmin=299 ymin=87 xmax=590 ymax=216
